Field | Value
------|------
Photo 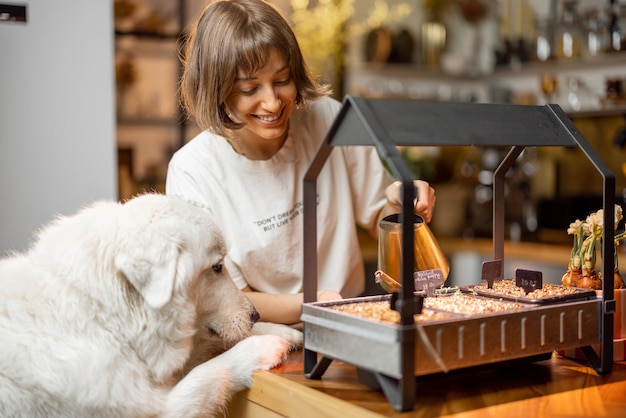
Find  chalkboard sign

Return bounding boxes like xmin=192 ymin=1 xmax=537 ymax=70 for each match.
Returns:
xmin=481 ymin=260 xmax=503 ymax=289
xmin=414 ymin=269 xmax=444 ymax=297
xmin=515 ymin=269 xmax=543 ymax=293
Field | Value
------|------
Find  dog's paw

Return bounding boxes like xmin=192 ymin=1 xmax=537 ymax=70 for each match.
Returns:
xmin=251 ymin=322 xmax=303 ymax=348
xmin=169 ymin=335 xmax=291 ymax=411
xmin=233 ymin=334 xmax=291 ymax=372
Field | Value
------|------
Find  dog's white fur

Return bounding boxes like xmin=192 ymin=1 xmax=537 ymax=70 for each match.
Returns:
xmin=0 ymin=194 xmax=302 ymax=417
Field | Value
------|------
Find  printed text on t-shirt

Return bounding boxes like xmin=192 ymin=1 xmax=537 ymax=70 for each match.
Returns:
xmin=253 ymin=201 xmax=303 ymax=232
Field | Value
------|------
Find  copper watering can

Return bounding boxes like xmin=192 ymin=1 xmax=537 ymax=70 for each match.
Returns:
xmin=376 ymin=213 xmax=449 ymax=293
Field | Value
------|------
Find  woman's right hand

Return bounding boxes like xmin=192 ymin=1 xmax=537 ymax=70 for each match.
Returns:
xmin=384 ymin=180 xmax=436 ymax=223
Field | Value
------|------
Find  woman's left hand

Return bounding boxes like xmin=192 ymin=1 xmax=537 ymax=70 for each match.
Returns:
xmin=385 ymin=180 xmax=436 ymax=223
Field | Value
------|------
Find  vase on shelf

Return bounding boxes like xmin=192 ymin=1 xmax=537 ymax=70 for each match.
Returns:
xmin=421 ymin=19 xmax=447 ymax=69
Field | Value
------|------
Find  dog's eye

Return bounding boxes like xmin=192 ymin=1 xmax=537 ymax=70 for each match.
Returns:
xmin=212 ymin=262 xmax=223 ymax=273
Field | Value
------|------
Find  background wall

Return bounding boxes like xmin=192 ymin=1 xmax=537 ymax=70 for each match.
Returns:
xmin=0 ymin=0 xmax=117 ymax=255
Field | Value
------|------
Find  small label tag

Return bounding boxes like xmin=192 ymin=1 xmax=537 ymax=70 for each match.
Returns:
xmin=515 ymin=269 xmax=543 ymax=294
xmin=414 ymin=269 xmax=444 ymax=297
xmin=481 ymin=260 xmax=503 ymax=289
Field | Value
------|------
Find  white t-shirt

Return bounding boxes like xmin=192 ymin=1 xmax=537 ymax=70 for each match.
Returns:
xmin=166 ymin=96 xmax=394 ymax=297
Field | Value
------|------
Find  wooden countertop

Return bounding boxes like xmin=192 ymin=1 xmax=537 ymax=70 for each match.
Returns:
xmin=228 ymin=350 xmax=626 ymax=417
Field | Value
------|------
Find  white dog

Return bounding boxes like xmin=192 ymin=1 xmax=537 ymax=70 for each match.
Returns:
xmin=0 ymin=194 xmax=302 ymax=417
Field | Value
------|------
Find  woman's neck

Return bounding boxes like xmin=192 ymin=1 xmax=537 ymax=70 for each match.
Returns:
xmin=226 ymin=129 xmax=289 ymax=161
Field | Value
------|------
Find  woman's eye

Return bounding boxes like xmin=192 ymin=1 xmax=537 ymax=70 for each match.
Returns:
xmin=212 ymin=262 xmax=223 ymax=273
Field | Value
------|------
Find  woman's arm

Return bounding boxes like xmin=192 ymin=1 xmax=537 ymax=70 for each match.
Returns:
xmin=242 ymin=286 xmax=342 ymax=325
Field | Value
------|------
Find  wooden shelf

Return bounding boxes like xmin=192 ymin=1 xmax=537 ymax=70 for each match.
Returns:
xmin=350 ymin=53 xmax=626 ymax=81
xmin=116 ymin=118 xmax=182 ymax=127
xmin=114 ymin=29 xmax=181 ymax=39
xmin=568 ymin=105 xmax=626 ymax=119
xmin=346 ymin=53 xmax=626 ymax=108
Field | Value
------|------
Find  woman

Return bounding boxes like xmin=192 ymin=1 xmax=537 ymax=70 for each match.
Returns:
xmin=166 ymin=0 xmax=436 ymax=325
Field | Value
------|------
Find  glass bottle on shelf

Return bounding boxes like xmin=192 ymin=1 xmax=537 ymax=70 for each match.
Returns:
xmin=535 ymin=17 xmax=553 ymax=61
xmin=581 ymin=9 xmax=605 ymax=57
xmin=555 ymin=0 xmax=582 ymax=60
xmin=607 ymin=0 xmax=623 ymax=52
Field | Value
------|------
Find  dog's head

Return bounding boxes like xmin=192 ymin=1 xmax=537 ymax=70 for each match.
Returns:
xmin=31 ymin=193 xmax=259 ymax=357
xmin=113 ymin=194 xmax=259 ymax=343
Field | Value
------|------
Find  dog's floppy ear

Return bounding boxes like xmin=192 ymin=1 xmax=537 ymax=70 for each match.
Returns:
xmin=115 ymin=244 xmax=180 ymax=310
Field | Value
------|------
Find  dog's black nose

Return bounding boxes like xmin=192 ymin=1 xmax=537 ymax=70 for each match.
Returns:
xmin=251 ymin=308 xmax=260 ymax=324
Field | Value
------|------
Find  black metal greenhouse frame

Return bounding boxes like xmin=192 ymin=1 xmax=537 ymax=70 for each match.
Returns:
xmin=302 ymin=96 xmax=615 ymax=411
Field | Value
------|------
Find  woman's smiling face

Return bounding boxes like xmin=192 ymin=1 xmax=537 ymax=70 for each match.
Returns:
xmin=227 ymin=48 xmax=297 ymax=150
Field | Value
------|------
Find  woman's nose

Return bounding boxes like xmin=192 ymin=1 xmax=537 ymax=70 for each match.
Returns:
xmin=261 ymin=87 xmax=281 ymax=111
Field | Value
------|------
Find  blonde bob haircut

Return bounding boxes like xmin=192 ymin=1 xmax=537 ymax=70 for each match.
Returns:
xmin=180 ymin=0 xmax=330 ymax=136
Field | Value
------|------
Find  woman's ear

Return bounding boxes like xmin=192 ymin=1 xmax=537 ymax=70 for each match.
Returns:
xmin=224 ymin=107 xmax=237 ymax=122
xmin=221 ymin=104 xmax=234 ymax=122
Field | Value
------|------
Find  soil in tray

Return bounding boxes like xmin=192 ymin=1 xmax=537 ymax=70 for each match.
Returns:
xmin=329 ymin=293 xmax=525 ymax=324
xmin=462 ymin=279 xmax=597 ymax=304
